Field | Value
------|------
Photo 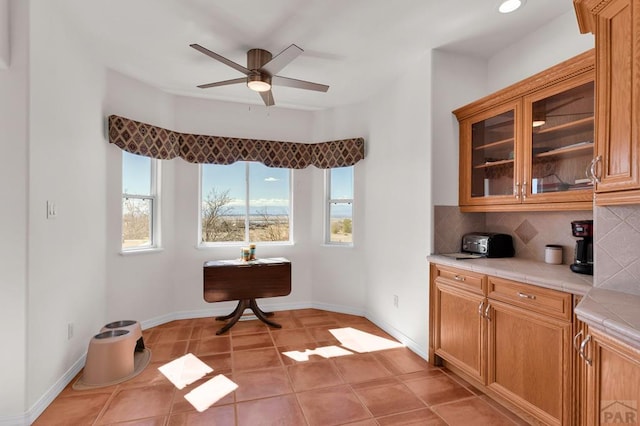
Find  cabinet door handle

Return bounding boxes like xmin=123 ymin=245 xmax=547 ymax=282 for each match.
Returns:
xmin=590 ymin=155 xmax=602 ymax=184
xmin=573 ymin=330 xmax=583 ymax=351
xmin=453 ymin=275 xmax=465 ymax=282
xmin=478 ymin=300 xmax=484 ymax=317
xmin=514 ymin=182 xmax=520 ymax=199
xmin=484 ymin=303 xmax=491 ymax=321
xmin=521 ymin=182 xmax=527 ymax=200
xmin=579 ymin=334 xmax=592 ymax=366
xmin=517 ymin=292 xmax=536 ymax=300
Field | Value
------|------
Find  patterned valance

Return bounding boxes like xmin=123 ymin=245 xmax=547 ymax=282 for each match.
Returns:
xmin=108 ymin=115 xmax=364 ymax=169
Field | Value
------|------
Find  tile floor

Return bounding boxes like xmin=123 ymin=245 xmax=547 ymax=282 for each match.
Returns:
xmin=34 ymin=309 xmax=530 ymax=425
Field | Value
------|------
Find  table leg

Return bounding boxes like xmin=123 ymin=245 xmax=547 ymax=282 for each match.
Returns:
xmin=253 ymin=303 xmax=275 ymax=318
xmin=249 ymin=299 xmax=282 ymax=329
xmin=215 ymin=302 xmax=243 ymax=321
xmin=215 ymin=299 xmax=250 ymax=335
xmin=215 ymin=299 xmax=282 ymax=334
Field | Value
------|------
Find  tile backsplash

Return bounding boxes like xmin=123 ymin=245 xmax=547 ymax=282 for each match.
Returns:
xmin=433 ymin=206 xmax=592 ymax=265
xmin=594 ymin=205 xmax=640 ymax=296
xmin=434 ymin=205 xmax=640 ymax=296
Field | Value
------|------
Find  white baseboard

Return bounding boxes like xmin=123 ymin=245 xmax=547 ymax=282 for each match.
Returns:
xmin=22 ymin=355 xmax=87 ymax=425
xmin=19 ymin=302 xmax=424 ymax=424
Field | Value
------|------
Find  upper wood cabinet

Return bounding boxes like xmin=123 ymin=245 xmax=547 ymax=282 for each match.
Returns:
xmin=454 ymin=50 xmax=595 ymax=212
xmin=575 ymin=0 xmax=640 ymax=205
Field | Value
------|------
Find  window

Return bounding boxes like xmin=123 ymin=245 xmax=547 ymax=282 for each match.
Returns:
xmin=122 ymin=151 xmax=160 ymax=251
xmin=200 ymin=161 xmax=291 ymax=245
xmin=326 ymin=166 xmax=354 ymax=244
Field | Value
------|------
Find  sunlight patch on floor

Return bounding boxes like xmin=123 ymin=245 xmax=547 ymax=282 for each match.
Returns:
xmin=158 ymin=353 xmax=238 ymax=412
xmin=282 ymin=327 xmax=404 ymax=362
xmin=329 ymin=327 xmax=404 ymax=353
xmin=184 ymin=374 xmax=238 ymax=412
xmin=157 ymin=353 xmax=213 ymax=389
xmin=282 ymin=345 xmax=354 ymax=361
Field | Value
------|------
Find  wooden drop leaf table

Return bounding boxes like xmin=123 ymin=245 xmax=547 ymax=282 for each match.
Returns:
xmin=203 ymin=257 xmax=291 ymax=335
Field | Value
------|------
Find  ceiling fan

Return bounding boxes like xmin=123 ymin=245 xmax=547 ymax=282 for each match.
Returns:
xmin=190 ymin=43 xmax=329 ymax=106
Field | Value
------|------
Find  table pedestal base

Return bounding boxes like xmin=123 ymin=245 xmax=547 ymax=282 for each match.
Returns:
xmin=215 ymin=299 xmax=282 ymax=335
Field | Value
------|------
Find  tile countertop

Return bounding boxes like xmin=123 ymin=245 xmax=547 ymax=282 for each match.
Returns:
xmin=427 ymin=254 xmax=593 ymax=295
xmin=574 ymin=288 xmax=640 ymax=350
xmin=427 ymin=255 xmax=640 ymax=350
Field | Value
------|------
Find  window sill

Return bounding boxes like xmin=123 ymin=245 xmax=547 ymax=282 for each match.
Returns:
xmin=197 ymin=241 xmax=295 ymax=249
xmin=321 ymin=243 xmax=354 ymax=248
xmin=120 ymin=247 xmax=164 ymax=256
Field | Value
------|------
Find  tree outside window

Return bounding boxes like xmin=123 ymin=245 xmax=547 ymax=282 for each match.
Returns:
xmin=200 ymin=162 xmax=291 ymax=244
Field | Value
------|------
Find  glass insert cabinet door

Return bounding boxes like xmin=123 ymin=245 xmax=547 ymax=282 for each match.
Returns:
xmin=524 ymin=78 xmax=594 ymax=201
xmin=461 ymin=101 xmax=520 ymax=204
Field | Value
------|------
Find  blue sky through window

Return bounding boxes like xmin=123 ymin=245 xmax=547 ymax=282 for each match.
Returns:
xmin=122 ymin=152 xmax=151 ymax=195
xmin=201 ymin=161 xmax=290 ymax=215
xmin=331 ymin=167 xmax=353 ymax=199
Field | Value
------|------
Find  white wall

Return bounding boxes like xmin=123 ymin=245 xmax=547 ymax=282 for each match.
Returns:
xmin=488 ymin=10 xmax=594 ymax=91
xmin=0 ymin=0 xmax=27 ymax=419
xmin=27 ymin=0 xmax=109 ymax=411
xmin=309 ymin=104 xmax=369 ymax=314
xmin=431 ymin=50 xmax=488 ymax=206
xmin=0 ymin=0 xmax=8 ymax=69
xmin=104 ymin=70 xmax=177 ymax=324
xmin=360 ymin=52 xmax=433 ymax=354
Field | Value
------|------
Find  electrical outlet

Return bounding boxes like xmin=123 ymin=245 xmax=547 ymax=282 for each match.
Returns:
xmin=67 ymin=323 xmax=74 ymax=340
xmin=393 ymin=295 xmax=399 ymax=308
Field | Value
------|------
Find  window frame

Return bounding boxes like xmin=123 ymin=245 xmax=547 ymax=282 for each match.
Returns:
xmin=198 ymin=161 xmax=293 ymax=247
xmin=324 ymin=166 xmax=354 ymax=246
xmin=121 ymin=152 xmax=161 ymax=253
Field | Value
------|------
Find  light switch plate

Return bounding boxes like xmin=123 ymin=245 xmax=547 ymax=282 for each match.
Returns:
xmin=47 ymin=200 xmax=57 ymax=219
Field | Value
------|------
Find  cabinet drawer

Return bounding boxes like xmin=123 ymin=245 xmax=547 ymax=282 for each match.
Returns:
xmin=433 ymin=265 xmax=486 ymax=296
xmin=488 ymin=277 xmax=572 ymax=321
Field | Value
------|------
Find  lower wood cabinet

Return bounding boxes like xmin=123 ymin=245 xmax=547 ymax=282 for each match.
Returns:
xmin=430 ymin=264 xmax=573 ymax=425
xmin=575 ymin=326 xmax=640 ymax=426
xmin=487 ymin=298 xmax=572 ymax=425
xmin=431 ymin=265 xmax=487 ymax=383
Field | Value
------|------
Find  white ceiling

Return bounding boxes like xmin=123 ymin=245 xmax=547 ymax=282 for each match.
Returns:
xmin=56 ymin=0 xmax=575 ymax=110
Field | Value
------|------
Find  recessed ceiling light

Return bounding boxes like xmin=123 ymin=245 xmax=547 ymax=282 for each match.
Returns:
xmin=499 ymin=0 xmax=525 ymax=14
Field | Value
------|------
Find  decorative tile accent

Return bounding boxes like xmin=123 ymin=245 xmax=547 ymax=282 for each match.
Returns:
xmin=108 ymin=115 xmax=364 ymax=169
xmin=514 ymin=219 xmax=538 ymax=244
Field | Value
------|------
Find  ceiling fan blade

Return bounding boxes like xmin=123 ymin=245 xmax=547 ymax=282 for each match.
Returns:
xmin=259 ymin=90 xmax=275 ymax=107
xmin=260 ymin=44 xmax=303 ymax=76
xmin=190 ymin=44 xmax=250 ymax=75
xmin=272 ymin=75 xmax=329 ymax=92
xmin=197 ymin=77 xmax=246 ymax=89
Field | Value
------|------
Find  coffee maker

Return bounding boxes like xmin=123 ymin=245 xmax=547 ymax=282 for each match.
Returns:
xmin=570 ymin=220 xmax=593 ymax=275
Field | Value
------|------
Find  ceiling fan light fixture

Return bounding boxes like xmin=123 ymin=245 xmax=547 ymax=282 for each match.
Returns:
xmin=498 ymin=0 xmax=525 ymax=14
xmin=247 ymin=74 xmax=272 ymax=92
